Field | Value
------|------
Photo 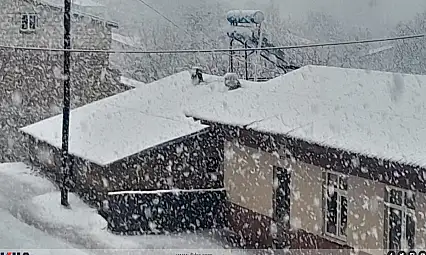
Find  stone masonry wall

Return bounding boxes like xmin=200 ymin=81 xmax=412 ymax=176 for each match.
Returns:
xmin=0 ymin=49 xmax=127 ymax=162
xmin=0 ymin=0 xmax=123 ymax=161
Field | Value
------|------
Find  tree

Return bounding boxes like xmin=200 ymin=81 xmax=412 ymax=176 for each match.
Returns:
xmin=392 ymin=11 xmax=426 ymax=74
xmin=114 ymin=7 xmax=382 ymax=83
xmin=303 ymin=11 xmax=348 ymax=42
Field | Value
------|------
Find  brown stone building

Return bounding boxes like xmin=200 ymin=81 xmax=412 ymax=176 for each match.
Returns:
xmin=186 ymin=65 xmax=426 ymax=252
xmin=0 ymin=0 xmax=126 ymax=161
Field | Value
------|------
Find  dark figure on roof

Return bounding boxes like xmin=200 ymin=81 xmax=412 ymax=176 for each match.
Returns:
xmin=191 ymin=67 xmax=204 ymax=85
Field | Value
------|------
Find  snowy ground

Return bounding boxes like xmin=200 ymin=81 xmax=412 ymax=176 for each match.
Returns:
xmin=0 ymin=162 xmax=247 ymax=255
xmin=0 ymin=209 xmax=93 ymax=255
xmin=0 ymin=165 xmax=91 ymax=254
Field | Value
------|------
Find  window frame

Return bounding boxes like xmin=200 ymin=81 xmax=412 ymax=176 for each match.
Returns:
xmin=322 ymin=171 xmax=348 ymax=241
xmin=20 ymin=13 xmax=38 ymax=32
xmin=384 ymin=185 xmax=416 ymax=251
xmin=273 ymin=166 xmax=291 ymax=228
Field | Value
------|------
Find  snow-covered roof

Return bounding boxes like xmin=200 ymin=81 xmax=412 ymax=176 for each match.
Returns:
xmin=120 ymin=76 xmax=145 ymax=88
xmin=112 ymin=33 xmax=138 ymax=48
xmin=367 ymin=45 xmax=394 ymax=55
xmin=71 ymin=0 xmax=103 ymax=7
xmin=21 ymin=71 xmax=247 ymax=166
xmin=358 ymin=45 xmax=394 ymax=58
xmin=40 ymin=0 xmax=103 ymax=8
xmin=185 ymin=65 xmax=426 ymax=167
xmin=36 ymin=0 xmax=118 ymax=28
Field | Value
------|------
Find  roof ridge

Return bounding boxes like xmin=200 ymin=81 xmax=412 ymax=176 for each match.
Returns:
xmin=30 ymin=0 xmax=118 ymax=28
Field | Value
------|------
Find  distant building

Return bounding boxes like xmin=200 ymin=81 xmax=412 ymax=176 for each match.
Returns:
xmin=0 ymin=0 xmax=118 ymax=49
xmin=110 ymin=32 xmax=142 ymax=80
xmin=0 ymin=0 xmax=127 ymax=161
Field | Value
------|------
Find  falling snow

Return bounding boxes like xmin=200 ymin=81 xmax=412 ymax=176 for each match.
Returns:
xmin=0 ymin=0 xmax=425 ymax=253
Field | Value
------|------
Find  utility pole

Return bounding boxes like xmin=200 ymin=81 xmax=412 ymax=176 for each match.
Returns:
xmin=229 ymin=39 xmax=234 ymax=73
xmin=61 ymin=0 xmax=71 ymax=207
xmin=244 ymin=41 xmax=248 ymax=80
xmin=254 ymin=24 xmax=263 ymax=82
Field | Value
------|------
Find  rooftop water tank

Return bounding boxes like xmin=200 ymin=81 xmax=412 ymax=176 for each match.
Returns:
xmin=227 ymin=10 xmax=265 ymax=25
xmin=224 ymin=73 xmax=241 ymax=90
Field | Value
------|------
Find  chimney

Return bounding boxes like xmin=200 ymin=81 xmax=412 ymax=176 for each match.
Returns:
xmin=224 ymin=73 xmax=241 ymax=90
xmin=191 ymin=66 xmax=204 ymax=85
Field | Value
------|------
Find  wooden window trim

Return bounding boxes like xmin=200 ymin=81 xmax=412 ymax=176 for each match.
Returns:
xmin=384 ymin=185 xmax=416 ymax=250
xmin=20 ymin=13 xmax=38 ymax=33
xmin=273 ymin=166 xmax=291 ymax=228
xmin=322 ymin=171 xmax=348 ymax=242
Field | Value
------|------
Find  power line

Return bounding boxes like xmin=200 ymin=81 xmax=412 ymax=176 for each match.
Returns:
xmin=1 ymin=33 xmax=424 ymax=54
xmin=134 ymin=0 xmax=214 ymax=48
xmin=135 ymin=0 xmax=191 ymax=37
xmin=133 ymin=0 xmax=245 ymax=69
xmin=133 ymin=0 xmax=241 ymax=70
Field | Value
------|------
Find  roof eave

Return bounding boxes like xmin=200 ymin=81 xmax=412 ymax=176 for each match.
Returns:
xmin=106 ymin=22 xmax=119 ymax=29
xmin=71 ymin=11 xmax=119 ymax=29
xmin=29 ymin=0 xmax=119 ymax=29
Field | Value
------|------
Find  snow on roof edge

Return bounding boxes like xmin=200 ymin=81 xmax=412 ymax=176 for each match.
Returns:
xmin=20 ymin=70 xmax=210 ymax=165
xmin=250 ymin=123 xmax=426 ymax=168
xmin=21 ymin=122 xmax=210 ymax=167
xmin=20 ymin=71 xmax=190 ymax=131
xmin=184 ymin=111 xmax=253 ymax=128
xmin=282 ymin=64 xmax=416 ymax=81
xmin=36 ymin=0 xmax=118 ymax=27
xmin=184 ymin=65 xmax=426 ymax=168
xmin=120 ymin=76 xmax=146 ymax=88
xmin=109 ymin=187 xmax=225 ymax=196
xmin=112 ymin=33 xmax=138 ymax=48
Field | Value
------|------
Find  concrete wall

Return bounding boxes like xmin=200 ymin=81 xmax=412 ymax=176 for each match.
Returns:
xmin=289 ymin=160 xmax=323 ymax=235
xmin=347 ymin=176 xmax=385 ymax=255
xmin=224 ymin=140 xmax=276 ymax=217
xmin=225 ymin=134 xmax=426 ymax=252
xmin=415 ymin=191 xmax=426 ymax=249
xmin=26 ymin=128 xmax=224 ymax=208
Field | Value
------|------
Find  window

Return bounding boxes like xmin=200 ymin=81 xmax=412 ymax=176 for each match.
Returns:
xmin=384 ymin=187 xmax=415 ymax=251
xmin=21 ymin=14 xmax=38 ymax=32
xmin=273 ymin=166 xmax=291 ymax=226
xmin=323 ymin=172 xmax=348 ymax=240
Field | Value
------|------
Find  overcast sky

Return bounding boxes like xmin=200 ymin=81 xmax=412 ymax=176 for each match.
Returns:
xmin=229 ymin=0 xmax=426 ymax=36
xmin=106 ymin=0 xmax=426 ymax=37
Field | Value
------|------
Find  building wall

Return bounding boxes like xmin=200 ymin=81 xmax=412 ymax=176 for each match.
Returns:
xmin=0 ymin=1 xmax=124 ymax=161
xmin=0 ymin=0 xmax=112 ymax=49
xmin=25 ymin=136 xmax=102 ymax=207
xmin=224 ymin=139 xmax=275 ymax=217
xmin=108 ymin=127 xmax=224 ymax=191
xmin=347 ymin=176 xmax=385 ymax=255
xmin=289 ymin=160 xmax=323 ymax=236
xmin=223 ymin=136 xmax=351 ymax=249
xmin=223 ymin=130 xmax=426 ymax=251
xmin=25 ymin=127 xmax=224 ymax=208
xmin=223 ymin=139 xmax=278 ymax=248
xmin=415 ymin=191 xmax=426 ymax=249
